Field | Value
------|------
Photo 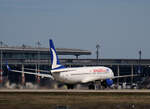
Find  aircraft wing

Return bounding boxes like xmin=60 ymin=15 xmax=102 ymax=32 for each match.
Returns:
xmin=24 ymin=68 xmax=50 ymax=73
xmin=81 ymin=77 xmax=99 ymax=83
xmin=81 ymin=75 xmax=138 ymax=84
xmin=113 ymin=74 xmax=138 ymax=79
xmin=6 ymin=65 xmax=54 ymax=79
xmin=81 ymin=78 xmax=91 ymax=83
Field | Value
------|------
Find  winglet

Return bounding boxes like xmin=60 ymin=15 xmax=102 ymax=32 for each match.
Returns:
xmin=6 ymin=62 xmax=11 ymax=71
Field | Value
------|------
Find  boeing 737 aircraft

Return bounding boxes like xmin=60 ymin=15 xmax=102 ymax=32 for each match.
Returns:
xmin=7 ymin=39 xmax=135 ymax=89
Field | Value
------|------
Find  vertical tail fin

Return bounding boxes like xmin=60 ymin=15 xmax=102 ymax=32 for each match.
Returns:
xmin=49 ymin=39 xmax=65 ymax=70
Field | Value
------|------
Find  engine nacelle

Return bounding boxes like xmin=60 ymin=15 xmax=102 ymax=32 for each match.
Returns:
xmin=106 ymin=79 xmax=113 ymax=86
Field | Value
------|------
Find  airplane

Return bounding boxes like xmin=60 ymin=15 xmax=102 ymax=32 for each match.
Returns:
xmin=6 ymin=39 xmax=136 ymax=89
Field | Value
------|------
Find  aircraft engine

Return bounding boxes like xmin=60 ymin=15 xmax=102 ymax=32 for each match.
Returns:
xmin=106 ymin=79 xmax=113 ymax=86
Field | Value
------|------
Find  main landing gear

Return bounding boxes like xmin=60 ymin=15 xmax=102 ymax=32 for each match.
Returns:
xmin=88 ymin=81 xmax=107 ymax=90
xmin=66 ymin=84 xmax=74 ymax=89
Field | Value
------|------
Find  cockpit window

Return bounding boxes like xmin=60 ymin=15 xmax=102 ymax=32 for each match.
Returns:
xmin=106 ymin=69 xmax=110 ymax=73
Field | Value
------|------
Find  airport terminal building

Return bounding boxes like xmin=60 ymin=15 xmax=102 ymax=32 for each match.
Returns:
xmin=0 ymin=46 xmax=150 ymax=88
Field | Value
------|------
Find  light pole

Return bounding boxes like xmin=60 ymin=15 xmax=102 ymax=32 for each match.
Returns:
xmin=21 ymin=44 xmax=26 ymax=86
xmin=96 ymin=44 xmax=100 ymax=64
xmin=36 ymin=41 xmax=41 ymax=84
xmin=138 ymin=50 xmax=142 ymax=74
xmin=0 ymin=41 xmax=3 ymax=86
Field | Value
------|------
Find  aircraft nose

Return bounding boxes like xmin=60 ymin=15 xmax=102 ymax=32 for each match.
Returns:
xmin=111 ymin=71 xmax=114 ymax=77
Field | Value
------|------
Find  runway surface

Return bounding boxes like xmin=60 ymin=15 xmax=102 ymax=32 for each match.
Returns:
xmin=0 ymin=89 xmax=150 ymax=109
xmin=0 ymin=89 xmax=150 ymax=93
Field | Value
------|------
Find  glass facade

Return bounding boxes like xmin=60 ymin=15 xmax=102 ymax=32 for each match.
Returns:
xmin=2 ymin=52 xmax=50 ymax=60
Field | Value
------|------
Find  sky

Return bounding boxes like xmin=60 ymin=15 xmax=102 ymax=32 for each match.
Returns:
xmin=0 ymin=0 xmax=150 ymax=59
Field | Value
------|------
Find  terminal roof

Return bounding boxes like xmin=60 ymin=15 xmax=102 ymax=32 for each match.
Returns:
xmin=0 ymin=46 xmax=91 ymax=56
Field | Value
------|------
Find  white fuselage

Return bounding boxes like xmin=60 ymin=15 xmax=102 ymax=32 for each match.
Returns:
xmin=51 ymin=66 xmax=114 ymax=84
